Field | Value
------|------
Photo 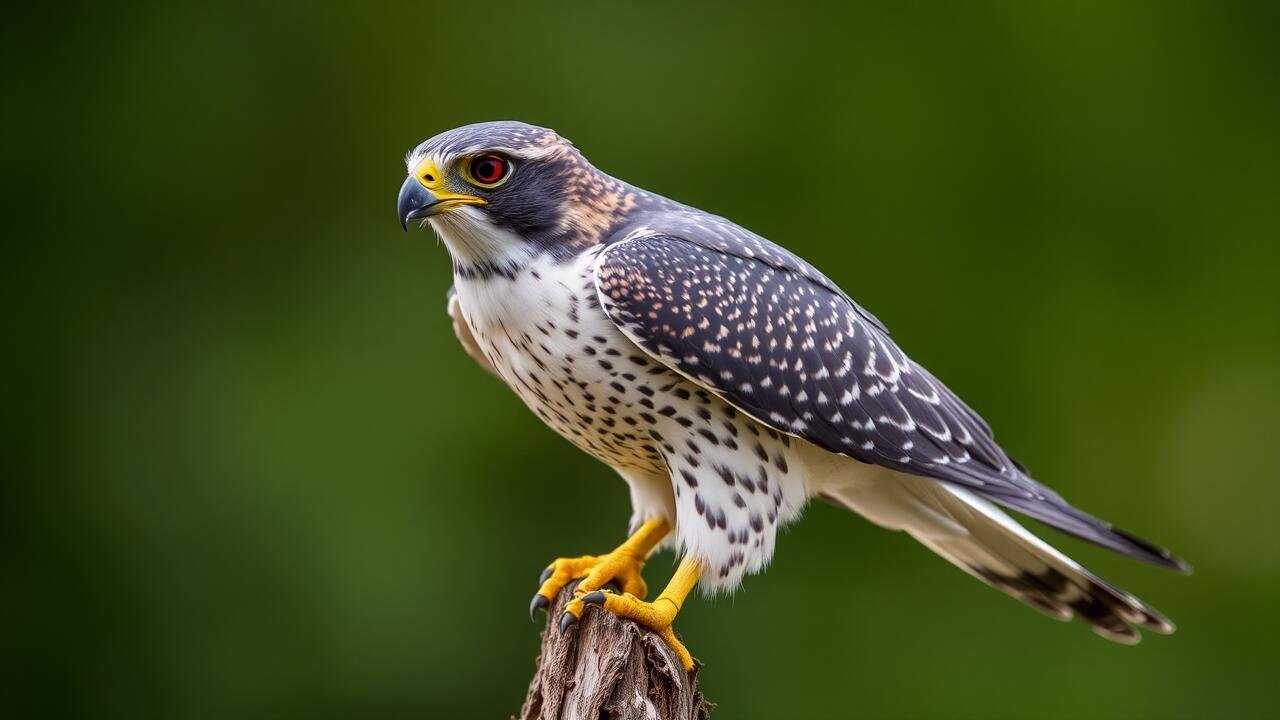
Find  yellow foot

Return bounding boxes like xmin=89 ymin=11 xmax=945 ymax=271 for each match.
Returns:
xmin=572 ymin=556 xmax=703 ymax=671
xmin=528 ymin=517 xmax=668 ymax=620
xmin=529 ymin=550 xmax=648 ymax=618
xmin=581 ymin=589 xmax=693 ymax=669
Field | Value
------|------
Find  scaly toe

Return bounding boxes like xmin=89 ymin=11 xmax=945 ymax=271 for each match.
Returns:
xmin=531 ymin=555 xmax=599 ymax=614
xmin=529 ymin=549 xmax=648 ymax=622
xmin=658 ymin=626 xmax=694 ymax=671
xmin=579 ymin=591 xmax=692 ymax=670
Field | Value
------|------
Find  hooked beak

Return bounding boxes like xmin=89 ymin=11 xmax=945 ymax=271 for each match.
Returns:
xmin=397 ymin=174 xmax=485 ymax=231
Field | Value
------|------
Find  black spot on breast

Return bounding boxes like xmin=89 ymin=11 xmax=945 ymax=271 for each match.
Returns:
xmin=715 ymin=465 xmax=735 ymax=486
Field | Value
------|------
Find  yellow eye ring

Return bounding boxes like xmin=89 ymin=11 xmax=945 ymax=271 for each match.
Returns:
xmin=464 ymin=153 xmax=512 ymax=188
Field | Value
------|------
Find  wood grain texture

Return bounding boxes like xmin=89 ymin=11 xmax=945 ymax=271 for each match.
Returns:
xmin=518 ymin=583 xmax=712 ymax=720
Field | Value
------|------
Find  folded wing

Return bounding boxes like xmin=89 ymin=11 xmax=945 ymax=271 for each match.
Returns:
xmin=594 ymin=229 xmax=1186 ymax=571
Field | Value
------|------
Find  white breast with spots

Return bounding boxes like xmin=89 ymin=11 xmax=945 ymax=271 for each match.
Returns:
xmin=453 ymin=250 xmax=665 ymax=472
xmin=453 ymin=250 xmax=810 ymax=591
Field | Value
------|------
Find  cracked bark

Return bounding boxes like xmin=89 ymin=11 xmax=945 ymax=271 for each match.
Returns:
xmin=517 ymin=582 xmax=712 ymax=720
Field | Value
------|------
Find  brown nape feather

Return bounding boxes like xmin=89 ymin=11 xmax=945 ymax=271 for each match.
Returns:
xmin=553 ymin=146 xmax=640 ymax=243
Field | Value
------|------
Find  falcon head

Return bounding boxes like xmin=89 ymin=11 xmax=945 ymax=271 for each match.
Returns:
xmin=398 ymin=121 xmax=644 ymax=265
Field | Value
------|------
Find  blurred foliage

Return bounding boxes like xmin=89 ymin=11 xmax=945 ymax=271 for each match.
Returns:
xmin=6 ymin=1 xmax=1279 ymax=718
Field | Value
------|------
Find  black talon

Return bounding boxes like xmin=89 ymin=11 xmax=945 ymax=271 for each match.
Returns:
xmin=529 ymin=594 xmax=549 ymax=620
xmin=538 ymin=566 xmax=554 ymax=585
xmin=559 ymin=613 xmax=577 ymax=634
xmin=583 ymin=590 xmax=607 ymax=605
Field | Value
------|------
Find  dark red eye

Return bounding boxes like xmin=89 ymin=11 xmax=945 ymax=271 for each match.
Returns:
xmin=469 ymin=154 xmax=509 ymax=186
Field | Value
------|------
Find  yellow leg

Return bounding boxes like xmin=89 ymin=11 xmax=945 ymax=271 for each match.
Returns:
xmin=573 ymin=556 xmax=702 ymax=670
xmin=530 ymin=517 xmax=670 ymax=618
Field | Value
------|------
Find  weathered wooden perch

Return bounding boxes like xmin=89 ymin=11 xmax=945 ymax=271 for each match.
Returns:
xmin=518 ymin=582 xmax=712 ymax=720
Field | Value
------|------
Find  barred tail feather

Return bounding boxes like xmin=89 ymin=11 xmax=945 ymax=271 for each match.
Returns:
xmin=924 ymin=485 xmax=1173 ymax=642
xmin=819 ymin=466 xmax=1174 ymax=643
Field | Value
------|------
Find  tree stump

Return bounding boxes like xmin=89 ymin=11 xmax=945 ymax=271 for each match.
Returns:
xmin=517 ymin=582 xmax=713 ymax=720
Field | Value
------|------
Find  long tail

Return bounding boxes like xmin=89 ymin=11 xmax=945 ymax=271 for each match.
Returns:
xmin=821 ymin=469 xmax=1175 ymax=643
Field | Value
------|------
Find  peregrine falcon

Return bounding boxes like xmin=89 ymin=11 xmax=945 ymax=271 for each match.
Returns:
xmin=397 ymin=121 xmax=1187 ymax=669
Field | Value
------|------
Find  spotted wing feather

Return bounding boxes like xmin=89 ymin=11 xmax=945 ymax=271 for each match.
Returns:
xmin=595 ymin=230 xmax=1186 ymax=571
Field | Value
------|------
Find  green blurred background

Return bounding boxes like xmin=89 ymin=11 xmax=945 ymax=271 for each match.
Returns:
xmin=8 ymin=1 xmax=1279 ymax=717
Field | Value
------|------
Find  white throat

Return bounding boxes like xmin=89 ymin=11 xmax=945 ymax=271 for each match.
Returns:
xmin=428 ymin=207 xmax=536 ymax=276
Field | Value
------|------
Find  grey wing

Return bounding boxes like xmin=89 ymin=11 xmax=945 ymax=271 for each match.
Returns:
xmin=446 ymin=286 xmax=499 ymax=378
xmin=594 ymin=229 xmax=1187 ymax=571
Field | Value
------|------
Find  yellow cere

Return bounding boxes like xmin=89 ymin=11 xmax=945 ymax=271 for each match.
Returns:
xmin=411 ymin=158 xmax=487 ymax=206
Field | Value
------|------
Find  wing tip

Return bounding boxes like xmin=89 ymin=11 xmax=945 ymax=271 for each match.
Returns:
xmin=1111 ymin=526 xmax=1192 ymax=574
xmin=990 ymin=493 xmax=1191 ymax=574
